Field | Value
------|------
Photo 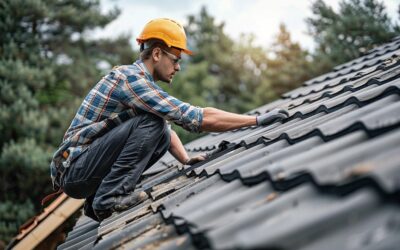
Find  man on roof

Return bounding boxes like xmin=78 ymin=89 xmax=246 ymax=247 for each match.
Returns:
xmin=49 ymin=18 xmax=289 ymax=221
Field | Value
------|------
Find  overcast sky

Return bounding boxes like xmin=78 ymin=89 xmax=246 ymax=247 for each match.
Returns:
xmin=94 ymin=0 xmax=399 ymax=51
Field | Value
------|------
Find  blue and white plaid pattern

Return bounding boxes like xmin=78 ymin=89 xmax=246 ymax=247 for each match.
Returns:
xmin=50 ymin=60 xmax=203 ymax=188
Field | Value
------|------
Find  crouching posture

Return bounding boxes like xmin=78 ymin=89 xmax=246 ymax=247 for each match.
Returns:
xmin=49 ymin=18 xmax=288 ymax=221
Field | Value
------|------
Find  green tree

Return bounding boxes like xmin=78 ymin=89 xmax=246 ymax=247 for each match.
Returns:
xmin=168 ymin=7 xmax=273 ymax=143
xmin=307 ymin=0 xmax=400 ymax=72
xmin=262 ymin=24 xmax=315 ymax=98
xmin=0 ymin=0 xmax=134 ymax=244
xmin=233 ymin=34 xmax=273 ymax=107
xmin=184 ymin=6 xmax=252 ymax=113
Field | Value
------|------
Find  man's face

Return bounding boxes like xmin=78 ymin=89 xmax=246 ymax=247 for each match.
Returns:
xmin=153 ymin=47 xmax=181 ymax=84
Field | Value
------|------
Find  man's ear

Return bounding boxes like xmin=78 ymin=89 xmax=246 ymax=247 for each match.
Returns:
xmin=152 ymin=47 xmax=162 ymax=62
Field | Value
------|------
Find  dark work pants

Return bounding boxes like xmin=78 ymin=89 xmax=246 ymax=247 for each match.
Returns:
xmin=62 ymin=113 xmax=170 ymax=212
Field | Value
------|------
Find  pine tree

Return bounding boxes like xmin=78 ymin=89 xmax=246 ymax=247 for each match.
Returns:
xmin=184 ymin=7 xmax=238 ymax=112
xmin=0 ymin=0 xmax=134 ymax=244
xmin=168 ymin=7 xmax=273 ymax=143
xmin=263 ymin=24 xmax=315 ymax=97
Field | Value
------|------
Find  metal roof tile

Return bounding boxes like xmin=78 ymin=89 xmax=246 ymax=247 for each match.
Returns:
xmin=209 ymin=187 xmax=398 ymax=250
xmin=57 ymin=38 xmax=400 ymax=250
xmin=305 ymin=50 xmax=400 ymax=85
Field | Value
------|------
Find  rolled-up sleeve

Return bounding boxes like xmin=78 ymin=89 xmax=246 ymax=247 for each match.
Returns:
xmin=120 ymin=74 xmax=203 ymax=133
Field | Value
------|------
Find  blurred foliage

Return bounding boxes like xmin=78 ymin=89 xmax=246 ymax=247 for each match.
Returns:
xmin=264 ymin=24 xmax=317 ymax=97
xmin=168 ymin=8 xmax=317 ymax=141
xmin=307 ymin=0 xmax=400 ymax=73
xmin=0 ymin=200 xmax=35 ymax=243
xmin=0 ymin=0 xmax=133 ymax=245
xmin=184 ymin=7 xmax=262 ymax=113
xmin=0 ymin=0 xmax=398 ymax=246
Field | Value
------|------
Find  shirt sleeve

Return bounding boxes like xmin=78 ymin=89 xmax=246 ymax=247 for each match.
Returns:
xmin=120 ymin=74 xmax=203 ymax=133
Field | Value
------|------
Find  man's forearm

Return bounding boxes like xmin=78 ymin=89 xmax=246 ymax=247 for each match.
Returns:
xmin=200 ymin=107 xmax=257 ymax=132
xmin=168 ymin=129 xmax=190 ymax=164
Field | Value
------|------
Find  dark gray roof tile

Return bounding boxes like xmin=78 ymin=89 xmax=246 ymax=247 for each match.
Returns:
xmin=152 ymin=175 xmax=221 ymax=217
xmin=175 ymin=181 xmax=275 ymax=235
xmin=236 ymin=136 xmax=326 ymax=180
xmin=284 ymin=63 xmax=380 ymax=99
xmin=335 ymin=41 xmax=400 ymax=70
xmin=98 ymin=199 xmax=153 ymax=236
xmin=58 ymin=39 xmax=400 ymax=250
xmin=93 ymin=213 xmax=163 ymax=249
xmin=305 ymin=50 xmax=400 ymax=85
xmin=286 ymin=64 xmax=398 ymax=107
xmin=150 ymin=175 xmax=195 ymax=200
xmin=58 ymin=227 xmax=97 ymax=250
xmin=209 ymin=187 xmax=399 ymax=250
xmin=282 ymin=128 xmax=400 ymax=190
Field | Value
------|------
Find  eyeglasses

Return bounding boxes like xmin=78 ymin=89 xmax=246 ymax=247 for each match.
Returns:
xmin=161 ymin=49 xmax=181 ymax=66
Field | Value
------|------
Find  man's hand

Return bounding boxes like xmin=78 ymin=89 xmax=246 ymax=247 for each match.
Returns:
xmin=256 ymin=108 xmax=289 ymax=126
xmin=185 ymin=154 xmax=208 ymax=165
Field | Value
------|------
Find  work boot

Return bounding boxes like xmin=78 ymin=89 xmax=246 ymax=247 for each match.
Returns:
xmin=94 ymin=209 xmax=113 ymax=222
xmin=84 ymin=199 xmax=101 ymax=222
xmin=94 ymin=190 xmax=149 ymax=221
xmin=114 ymin=190 xmax=149 ymax=211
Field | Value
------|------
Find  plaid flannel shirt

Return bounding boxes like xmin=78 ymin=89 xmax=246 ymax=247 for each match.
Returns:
xmin=50 ymin=59 xmax=203 ymax=189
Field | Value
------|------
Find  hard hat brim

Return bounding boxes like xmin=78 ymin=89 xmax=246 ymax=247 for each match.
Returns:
xmin=182 ymin=48 xmax=194 ymax=56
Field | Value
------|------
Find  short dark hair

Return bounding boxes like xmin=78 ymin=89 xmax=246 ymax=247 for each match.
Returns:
xmin=140 ymin=39 xmax=166 ymax=60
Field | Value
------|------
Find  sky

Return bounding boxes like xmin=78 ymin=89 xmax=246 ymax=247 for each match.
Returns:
xmin=94 ymin=0 xmax=399 ymax=51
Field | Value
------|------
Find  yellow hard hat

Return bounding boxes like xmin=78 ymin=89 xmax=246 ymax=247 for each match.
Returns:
xmin=137 ymin=18 xmax=193 ymax=55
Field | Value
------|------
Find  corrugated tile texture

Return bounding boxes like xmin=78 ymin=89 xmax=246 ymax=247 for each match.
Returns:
xmin=58 ymin=36 xmax=400 ymax=250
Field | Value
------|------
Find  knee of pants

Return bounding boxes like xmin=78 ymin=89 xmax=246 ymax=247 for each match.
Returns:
xmin=63 ymin=174 xmax=100 ymax=199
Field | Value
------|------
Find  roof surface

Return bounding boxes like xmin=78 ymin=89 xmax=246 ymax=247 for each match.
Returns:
xmin=58 ymin=36 xmax=400 ymax=250
xmin=9 ymin=194 xmax=84 ymax=250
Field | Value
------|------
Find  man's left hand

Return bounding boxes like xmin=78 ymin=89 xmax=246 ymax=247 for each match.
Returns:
xmin=185 ymin=154 xmax=208 ymax=165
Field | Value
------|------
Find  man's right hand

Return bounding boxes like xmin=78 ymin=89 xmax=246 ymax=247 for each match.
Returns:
xmin=256 ymin=108 xmax=289 ymax=126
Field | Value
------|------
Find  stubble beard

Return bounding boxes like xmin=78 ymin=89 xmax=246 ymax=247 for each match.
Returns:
xmin=154 ymin=69 xmax=173 ymax=84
